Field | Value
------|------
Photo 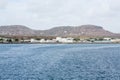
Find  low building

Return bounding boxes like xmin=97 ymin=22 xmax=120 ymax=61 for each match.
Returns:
xmin=23 ymin=39 xmax=31 ymax=42
xmin=46 ymin=39 xmax=56 ymax=43
xmin=40 ymin=39 xmax=46 ymax=43
xmin=111 ymin=39 xmax=120 ymax=43
xmin=104 ymin=38 xmax=112 ymax=41
xmin=56 ymin=37 xmax=74 ymax=43
xmin=30 ymin=39 xmax=40 ymax=43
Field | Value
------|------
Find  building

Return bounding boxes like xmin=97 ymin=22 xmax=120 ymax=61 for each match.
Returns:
xmin=40 ymin=39 xmax=46 ymax=43
xmin=56 ymin=37 xmax=74 ymax=43
xmin=30 ymin=39 xmax=40 ymax=43
xmin=111 ymin=39 xmax=120 ymax=43
xmin=104 ymin=38 xmax=112 ymax=41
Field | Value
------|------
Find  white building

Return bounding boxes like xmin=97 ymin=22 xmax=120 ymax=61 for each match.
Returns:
xmin=111 ymin=39 xmax=120 ymax=43
xmin=31 ymin=38 xmax=56 ymax=43
xmin=40 ymin=39 xmax=46 ymax=43
xmin=30 ymin=39 xmax=40 ymax=43
xmin=56 ymin=37 xmax=74 ymax=43
xmin=0 ymin=37 xmax=8 ymax=42
xmin=104 ymin=38 xmax=112 ymax=41
xmin=23 ymin=39 xmax=31 ymax=42
xmin=46 ymin=39 xmax=56 ymax=43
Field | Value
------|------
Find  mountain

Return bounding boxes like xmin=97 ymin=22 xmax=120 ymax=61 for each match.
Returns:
xmin=0 ymin=25 xmax=119 ymax=37
xmin=0 ymin=25 xmax=35 ymax=36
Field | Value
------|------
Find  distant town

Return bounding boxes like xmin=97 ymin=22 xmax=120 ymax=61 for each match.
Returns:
xmin=0 ymin=25 xmax=120 ymax=44
xmin=0 ymin=36 xmax=120 ymax=44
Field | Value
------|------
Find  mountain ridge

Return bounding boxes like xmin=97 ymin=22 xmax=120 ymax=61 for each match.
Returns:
xmin=0 ymin=25 xmax=119 ymax=37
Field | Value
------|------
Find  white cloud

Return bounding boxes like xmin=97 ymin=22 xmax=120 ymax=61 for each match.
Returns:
xmin=0 ymin=0 xmax=120 ymax=33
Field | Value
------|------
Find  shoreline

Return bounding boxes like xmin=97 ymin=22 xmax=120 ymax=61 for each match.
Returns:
xmin=0 ymin=42 xmax=120 ymax=44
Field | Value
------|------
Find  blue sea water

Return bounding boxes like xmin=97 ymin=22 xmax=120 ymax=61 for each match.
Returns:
xmin=0 ymin=44 xmax=120 ymax=80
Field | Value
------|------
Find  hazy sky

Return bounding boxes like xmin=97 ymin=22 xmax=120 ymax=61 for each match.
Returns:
xmin=0 ymin=0 xmax=120 ymax=33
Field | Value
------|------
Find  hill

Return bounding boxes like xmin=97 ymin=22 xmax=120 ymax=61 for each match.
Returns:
xmin=0 ymin=25 xmax=119 ymax=37
xmin=0 ymin=25 xmax=35 ymax=36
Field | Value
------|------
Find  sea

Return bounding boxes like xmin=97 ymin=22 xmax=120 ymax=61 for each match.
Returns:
xmin=0 ymin=44 xmax=120 ymax=80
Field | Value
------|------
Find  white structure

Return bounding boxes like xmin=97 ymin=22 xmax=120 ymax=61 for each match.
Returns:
xmin=46 ymin=39 xmax=56 ymax=43
xmin=30 ymin=39 xmax=40 ymax=43
xmin=31 ymin=38 xmax=57 ymax=43
xmin=56 ymin=37 xmax=62 ymax=42
xmin=56 ymin=37 xmax=74 ymax=43
xmin=104 ymin=38 xmax=112 ymax=41
xmin=23 ymin=39 xmax=31 ymax=42
xmin=111 ymin=39 xmax=120 ymax=43
xmin=40 ymin=39 xmax=46 ymax=43
xmin=0 ymin=37 xmax=8 ymax=42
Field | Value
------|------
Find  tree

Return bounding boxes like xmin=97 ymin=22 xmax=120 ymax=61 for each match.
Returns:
xmin=86 ymin=39 xmax=91 ymax=41
xmin=7 ymin=39 xmax=12 ymax=43
xmin=35 ymin=38 xmax=41 ymax=40
xmin=14 ymin=38 xmax=19 ymax=42
xmin=98 ymin=38 xmax=104 ymax=41
xmin=74 ymin=38 xmax=80 ymax=42
xmin=0 ymin=38 xmax=4 ymax=43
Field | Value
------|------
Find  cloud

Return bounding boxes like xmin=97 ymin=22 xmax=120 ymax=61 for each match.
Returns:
xmin=0 ymin=0 xmax=120 ymax=32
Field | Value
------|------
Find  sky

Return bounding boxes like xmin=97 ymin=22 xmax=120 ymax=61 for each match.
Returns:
xmin=0 ymin=0 xmax=120 ymax=33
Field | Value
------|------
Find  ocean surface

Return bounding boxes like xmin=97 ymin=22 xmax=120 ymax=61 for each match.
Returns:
xmin=0 ymin=44 xmax=120 ymax=80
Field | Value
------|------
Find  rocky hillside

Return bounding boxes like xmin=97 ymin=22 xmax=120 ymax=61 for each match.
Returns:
xmin=0 ymin=25 xmax=119 ymax=37
xmin=40 ymin=25 xmax=115 ymax=37
xmin=0 ymin=25 xmax=35 ymax=36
